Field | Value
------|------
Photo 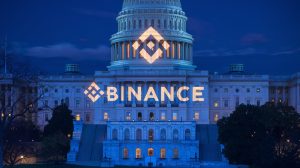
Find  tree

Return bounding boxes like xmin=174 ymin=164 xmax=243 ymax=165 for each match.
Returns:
xmin=0 ymin=42 xmax=43 ymax=168
xmin=4 ymin=120 xmax=41 ymax=166
xmin=42 ymin=104 xmax=74 ymax=163
xmin=218 ymin=103 xmax=300 ymax=168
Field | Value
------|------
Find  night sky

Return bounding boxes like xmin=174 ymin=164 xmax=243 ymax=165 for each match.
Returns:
xmin=1 ymin=0 xmax=300 ymax=75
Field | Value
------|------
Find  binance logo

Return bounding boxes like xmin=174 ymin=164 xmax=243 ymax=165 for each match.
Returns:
xmin=84 ymin=82 xmax=104 ymax=103
xmin=133 ymin=27 xmax=170 ymax=64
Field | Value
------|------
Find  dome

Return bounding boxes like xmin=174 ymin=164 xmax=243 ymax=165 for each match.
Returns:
xmin=108 ymin=0 xmax=195 ymax=71
xmin=122 ymin=0 xmax=182 ymax=10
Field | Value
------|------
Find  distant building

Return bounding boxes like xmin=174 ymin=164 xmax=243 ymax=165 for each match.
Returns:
xmin=32 ymin=0 xmax=300 ymax=167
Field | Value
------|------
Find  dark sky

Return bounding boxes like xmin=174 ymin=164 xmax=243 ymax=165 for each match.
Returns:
xmin=1 ymin=0 xmax=300 ymax=75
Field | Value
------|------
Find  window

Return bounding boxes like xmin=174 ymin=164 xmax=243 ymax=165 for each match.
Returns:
xmin=160 ymin=129 xmax=166 ymax=141
xmin=75 ymin=114 xmax=81 ymax=121
xmin=44 ymin=88 xmax=49 ymax=93
xmin=65 ymin=89 xmax=69 ymax=93
xmin=136 ymin=148 xmax=142 ymax=159
xmin=214 ymin=114 xmax=219 ymax=122
xmin=214 ymin=88 xmax=218 ymax=93
xmin=185 ymin=129 xmax=191 ymax=140
xmin=76 ymin=88 xmax=81 ymax=93
xmin=224 ymin=100 xmax=229 ymax=108
xmin=54 ymin=89 xmax=58 ymax=93
xmin=75 ymin=99 xmax=80 ymax=107
xmin=224 ymin=88 xmax=228 ymax=93
xmin=173 ymin=129 xmax=179 ymax=141
xmin=236 ymin=88 xmax=240 ymax=93
xmin=148 ymin=129 xmax=154 ymax=141
xmin=124 ymin=129 xmax=130 ymax=140
xmin=126 ymin=112 xmax=131 ymax=120
xmin=214 ymin=101 xmax=219 ymax=108
xmin=172 ymin=112 xmax=177 ymax=121
xmin=247 ymin=88 xmax=250 ymax=93
xmin=123 ymin=148 xmax=129 ymax=159
xmin=112 ymin=129 xmax=118 ymax=140
xmin=160 ymin=112 xmax=166 ymax=120
xmin=173 ymin=148 xmax=179 ymax=159
xmin=136 ymin=129 xmax=142 ymax=141
xmin=256 ymin=88 xmax=261 ymax=93
xmin=160 ymin=148 xmax=166 ymax=159
xmin=194 ymin=112 xmax=199 ymax=120
xmin=150 ymin=112 xmax=154 ymax=121
xmin=137 ymin=112 xmax=142 ymax=121
xmin=85 ymin=114 xmax=90 ymax=122
xmin=104 ymin=112 xmax=109 ymax=120
xmin=148 ymin=148 xmax=154 ymax=156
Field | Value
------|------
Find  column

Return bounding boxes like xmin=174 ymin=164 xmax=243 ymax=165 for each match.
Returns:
xmin=129 ymin=41 xmax=133 ymax=60
xmin=118 ymin=42 xmax=122 ymax=60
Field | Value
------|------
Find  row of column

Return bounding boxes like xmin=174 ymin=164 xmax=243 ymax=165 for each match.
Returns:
xmin=118 ymin=18 xmax=187 ymax=32
xmin=111 ymin=41 xmax=193 ymax=62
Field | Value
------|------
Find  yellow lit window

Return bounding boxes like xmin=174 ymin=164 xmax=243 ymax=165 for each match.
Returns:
xmin=173 ymin=148 xmax=179 ymax=159
xmin=172 ymin=112 xmax=177 ymax=121
xmin=214 ymin=101 xmax=219 ymax=108
xmin=160 ymin=148 xmax=166 ymax=159
xmin=214 ymin=114 xmax=219 ymax=122
xmin=104 ymin=112 xmax=109 ymax=120
xmin=161 ymin=112 xmax=166 ymax=120
xmin=136 ymin=148 xmax=142 ymax=159
xmin=123 ymin=148 xmax=129 ymax=159
xmin=75 ymin=114 xmax=81 ymax=121
xmin=126 ymin=112 xmax=131 ymax=121
xmin=194 ymin=112 xmax=199 ymax=120
xmin=148 ymin=148 xmax=154 ymax=156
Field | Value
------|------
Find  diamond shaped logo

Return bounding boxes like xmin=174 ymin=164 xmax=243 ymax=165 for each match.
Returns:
xmin=84 ymin=82 xmax=102 ymax=102
xmin=133 ymin=27 xmax=170 ymax=64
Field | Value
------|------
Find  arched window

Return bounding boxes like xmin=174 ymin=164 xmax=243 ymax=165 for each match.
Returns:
xmin=160 ymin=129 xmax=166 ymax=141
xmin=173 ymin=129 xmax=179 ymax=141
xmin=148 ymin=148 xmax=154 ymax=156
xmin=112 ymin=129 xmax=118 ymax=140
xmin=136 ymin=148 xmax=142 ymax=159
xmin=137 ymin=112 xmax=142 ymax=121
xmin=173 ymin=148 xmax=179 ymax=159
xmin=136 ymin=129 xmax=142 ymax=141
xmin=150 ymin=112 xmax=154 ymax=121
xmin=123 ymin=148 xmax=129 ymax=159
xmin=160 ymin=148 xmax=166 ymax=159
xmin=124 ymin=128 xmax=130 ymax=140
xmin=185 ymin=129 xmax=191 ymax=140
xmin=148 ymin=129 xmax=154 ymax=141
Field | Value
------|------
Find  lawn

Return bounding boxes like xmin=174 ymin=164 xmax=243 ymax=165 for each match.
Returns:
xmin=5 ymin=164 xmax=98 ymax=168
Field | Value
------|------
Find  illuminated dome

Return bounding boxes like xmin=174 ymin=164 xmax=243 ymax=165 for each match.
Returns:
xmin=109 ymin=0 xmax=195 ymax=70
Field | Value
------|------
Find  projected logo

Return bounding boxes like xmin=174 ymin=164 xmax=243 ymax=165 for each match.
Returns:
xmin=132 ymin=27 xmax=170 ymax=64
xmin=84 ymin=82 xmax=105 ymax=102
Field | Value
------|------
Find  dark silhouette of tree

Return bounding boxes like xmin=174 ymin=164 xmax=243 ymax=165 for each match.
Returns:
xmin=42 ymin=104 xmax=74 ymax=163
xmin=0 ymin=43 xmax=43 ymax=168
xmin=218 ymin=103 xmax=300 ymax=168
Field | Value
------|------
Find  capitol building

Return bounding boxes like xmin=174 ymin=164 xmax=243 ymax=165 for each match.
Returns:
xmin=34 ymin=0 xmax=300 ymax=167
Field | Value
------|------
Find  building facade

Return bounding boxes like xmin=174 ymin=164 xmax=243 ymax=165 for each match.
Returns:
xmin=34 ymin=0 xmax=300 ymax=167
